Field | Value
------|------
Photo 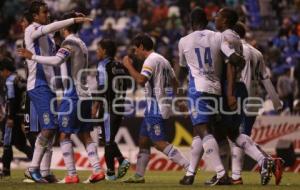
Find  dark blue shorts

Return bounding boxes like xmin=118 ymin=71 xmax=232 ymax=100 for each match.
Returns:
xmin=28 ymin=86 xmax=57 ymax=130
xmin=139 ymin=116 xmax=167 ymax=142
xmin=58 ymin=96 xmax=93 ymax=134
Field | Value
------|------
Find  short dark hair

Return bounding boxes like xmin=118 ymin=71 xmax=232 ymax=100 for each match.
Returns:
xmin=29 ymin=1 xmax=47 ymax=19
xmin=132 ymin=33 xmax=154 ymax=51
xmin=190 ymin=7 xmax=208 ymax=28
xmin=98 ymin=39 xmax=117 ymax=58
xmin=233 ymin=22 xmax=246 ymax=38
xmin=23 ymin=10 xmax=33 ymax=24
xmin=62 ymin=12 xmax=81 ymax=33
xmin=221 ymin=7 xmax=239 ymax=28
xmin=0 ymin=58 xmax=15 ymax=72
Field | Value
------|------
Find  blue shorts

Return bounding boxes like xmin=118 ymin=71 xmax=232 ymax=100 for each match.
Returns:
xmin=58 ymin=96 xmax=93 ymax=134
xmin=188 ymin=91 xmax=220 ymax=126
xmin=139 ymin=116 xmax=167 ymax=142
xmin=241 ymin=115 xmax=256 ymax=136
xmin=29 ymin=101 xmax=40 ymax=132
xmin=28 ymin=86 xmax=57 ymax=130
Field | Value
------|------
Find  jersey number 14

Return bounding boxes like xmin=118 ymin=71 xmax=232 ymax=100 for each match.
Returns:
xmin=195 ymin=47 xmax=212 ymax=70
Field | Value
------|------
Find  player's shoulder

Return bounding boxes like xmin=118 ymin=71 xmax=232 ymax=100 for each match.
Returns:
xmin=222 ymin=29 xmax=240 ymax=40
xmin=25 ymin=23 xmax=41 ymax=34
xmin=145 ymin=52 xmax=167 ymax=66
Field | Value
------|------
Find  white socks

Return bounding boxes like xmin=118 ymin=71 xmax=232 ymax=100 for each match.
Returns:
xmin=60 ymin=140 xmax=77 ymax=176
xmin=136 ymin=149 xmax=150 ymax=177
xmin=40 ymin=137 xmax=54 ymax=177
xmin=202 ymin=135 xmax=225 ymax=179
xmin=235 ymin=134 xmax=265 ymax=166
xmin=86 ymin=142 xmax=101 ymax=174
xmin=186 ymin=136 xmax=203 ymax=176
xmin=163 ymin=144 xmax=189 ymax=169
xmin=29 ymin=134 xmax=48 ymax=171
xmin=230 ymin=140 xmax=244 ymax=180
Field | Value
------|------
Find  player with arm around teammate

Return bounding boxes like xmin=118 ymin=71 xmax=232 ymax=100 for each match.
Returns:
xmin=18 ymin=11 xmax=105 ymax=184
xmin=177 ymin=7 xmax=245 ymax=186
xmin=229 ymin=22 xmax=284 ymax=185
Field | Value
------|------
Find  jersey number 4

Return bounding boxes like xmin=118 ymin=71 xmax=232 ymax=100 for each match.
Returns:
xmin=195 ymin=47 xmax=212 ymax=69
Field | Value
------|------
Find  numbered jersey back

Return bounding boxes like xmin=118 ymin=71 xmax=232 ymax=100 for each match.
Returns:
xmin=179 ymin=30 xmax=224 ymax=95
xmin=141 ymin=52 xmax=175 ymax=119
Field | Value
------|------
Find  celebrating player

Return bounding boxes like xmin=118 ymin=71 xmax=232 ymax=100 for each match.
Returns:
xmin=209 ymin=7 xmax=277 ymax=186
xmin=18 ymin=12 xmax=105 ymax=184
xmin=230 ymin=21 xmax=284 ymax=185
xmin=122 ymin=33 xmax=189 ymax=183
xmin=19 ymin=1 xmax=92 ymax=183
xmin=177 ymin=7 xmax=244 ymax=186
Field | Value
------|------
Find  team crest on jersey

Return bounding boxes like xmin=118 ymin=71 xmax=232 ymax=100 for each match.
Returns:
xmin=153 ymin=124 xmax=161 ymax=136
xmin=43 ymin=113 xmax=50 ymax=125
xmin=62 ymin=116 xmax=69 ymax=128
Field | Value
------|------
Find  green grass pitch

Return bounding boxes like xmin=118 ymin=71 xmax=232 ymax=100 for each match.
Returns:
xmin=0 ymin=170 xmax=299 ymax=190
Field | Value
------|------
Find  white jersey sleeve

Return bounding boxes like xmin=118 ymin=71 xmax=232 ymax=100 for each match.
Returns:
xmin=178 ymin=39 xmax=187 ymax=67
xmin=32 ymin=46 xmax=71 ymax=66
xmin=220 ymin=34 xmax=236 ymax=58
xmin=141 ymin=56 xmax=156 ymax=79
xmin=30 ymin=19 xmax=74 ymax=40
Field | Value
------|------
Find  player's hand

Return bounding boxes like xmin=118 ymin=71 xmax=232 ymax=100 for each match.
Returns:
xmin=91 ymin=105 xmax=98 ymax=119
xmin=227 ymin=95 xmax=237 ymax=111
xmin=6 ymin=119 xmax=14 ymax=128
xmin=122 ymin=55 xmax=133 ymax=68
xmin=74 ymin=17 xmax=93 ymax=23
xmin=74 ymin=12 xmax=86 ymax=17
xmin=17 ymin=48 xmax=33 ymax=59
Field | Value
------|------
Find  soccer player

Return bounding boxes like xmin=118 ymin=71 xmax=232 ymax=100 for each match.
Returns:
xmin=92 ymin=39 xmax=130 ymax=180
xmin=177 ymin=8 xmax=244 ymax=186
xmin=212 ymin=7 xmax=276 ymax=185
xmin=0 ymin=58 xmax=33 ymax=177
xmin=230 ymin=22 xmax=284 ymax=185
xmin=18 ymin=12 xmax=105 ymax=184
xmin=122 ymin=33 xmax=189 ymax=183
xmin=19 ymin=1 xmax=92 ymax=183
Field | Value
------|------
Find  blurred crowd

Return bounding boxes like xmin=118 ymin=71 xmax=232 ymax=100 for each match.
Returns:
xmin=0 ymin=0 xmax=300 ymax=114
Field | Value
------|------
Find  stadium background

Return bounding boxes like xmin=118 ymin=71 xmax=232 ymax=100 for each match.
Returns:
xmin=1 ymin=0 xmax=300 ymax=173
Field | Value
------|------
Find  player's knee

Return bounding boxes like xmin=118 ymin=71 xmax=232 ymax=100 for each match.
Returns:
xmin=153 ymin=141 xmax=168 ymax=152
xmin=138 ymin=137 xmax=151 ymax=149
xmin=35 ymin=134 xmax=49 ymax=148
xmin=41 ymin=129 xmax=56 ymax=139
xmin=59 ymin=132 xmax=71 ymax=142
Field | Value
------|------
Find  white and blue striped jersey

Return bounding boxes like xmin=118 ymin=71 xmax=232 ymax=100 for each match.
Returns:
xmin=140 ymin=52 xmax=175 ymax=119
xmin=32 ymin=34 xmax=90 ymax=99
xmin=178 ymin=30 xmax=235 ymax=95
xmin=24 ymin=22 xmax=56 ymax=91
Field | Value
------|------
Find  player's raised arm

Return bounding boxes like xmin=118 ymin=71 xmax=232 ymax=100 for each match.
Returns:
xmin=17 ymin=46 xmax=71 ymax=66
xmin=30 ymin=17 xmax=92 ymax=40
